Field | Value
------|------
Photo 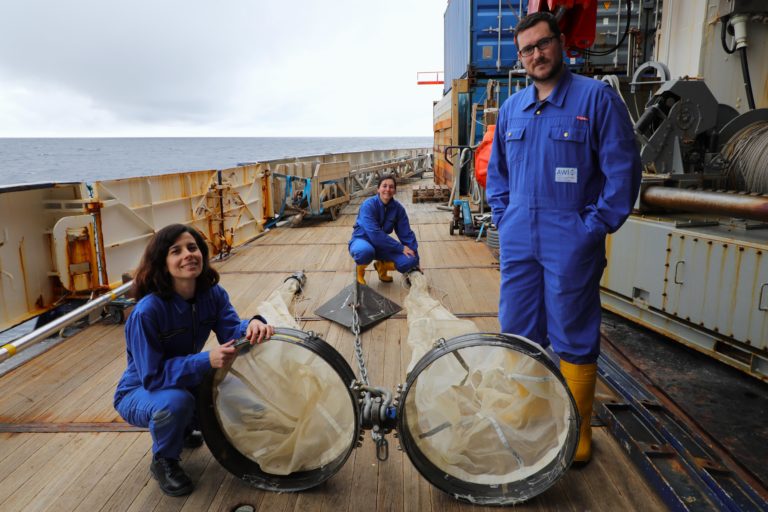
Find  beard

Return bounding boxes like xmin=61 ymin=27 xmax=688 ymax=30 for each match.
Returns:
xmin=526 ymin=53 xmax=564 ymax=83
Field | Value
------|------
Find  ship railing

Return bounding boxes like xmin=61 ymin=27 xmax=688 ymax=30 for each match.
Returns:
xmin=0 ymin=148 xmax=432 ymax=340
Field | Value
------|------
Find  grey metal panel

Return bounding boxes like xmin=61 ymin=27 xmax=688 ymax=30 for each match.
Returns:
xmin=664 ymin=231 xmax=768 ymax=346
xmin=444 ymin=0 xmax=471 ymax=93
xmin=700 ymin=1 xmax=768 ymax=111
xmin=602 ymin=215 xmax=768 ymax=380
xmin=602 ymin=216 xmax=670 ymax=311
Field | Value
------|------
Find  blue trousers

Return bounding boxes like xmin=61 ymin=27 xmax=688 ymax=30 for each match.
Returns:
xmin=116 ymin=387 xmax=195 ymax=460
xmin=498 ymin=205 xmax=606 ymax=364
xmin=348 ymin=238 xmax=419 ymax=273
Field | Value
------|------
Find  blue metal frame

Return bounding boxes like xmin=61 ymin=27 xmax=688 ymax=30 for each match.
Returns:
xmin=597 ymin=353 xmax=768 ymax=511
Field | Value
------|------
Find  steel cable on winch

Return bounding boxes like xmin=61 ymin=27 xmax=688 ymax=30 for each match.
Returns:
xmin=722 ymin=121 xmax=768 ymax=194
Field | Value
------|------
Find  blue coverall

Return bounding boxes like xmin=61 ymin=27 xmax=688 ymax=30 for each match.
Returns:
xmin=486 ymin=68 xmax=641 ymax=364
xmin=114 ymin=285 xmax=263 ymax=460
xmin=348 ymin=195 xmax=419 ymax=273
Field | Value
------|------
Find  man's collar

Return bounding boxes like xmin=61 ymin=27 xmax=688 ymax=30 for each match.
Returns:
xmin=521 ymin=66 xmax=572 ymax=110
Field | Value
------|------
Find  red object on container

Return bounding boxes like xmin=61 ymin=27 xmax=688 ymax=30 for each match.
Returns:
xmin=527 ymin=0 xmax=597 ymax=51
xmin=474 ymin=125 xmax=496 ymax=189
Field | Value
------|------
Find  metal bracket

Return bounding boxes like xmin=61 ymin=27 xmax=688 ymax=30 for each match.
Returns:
xmin=597 ymin=352 xmax=767 ymax=511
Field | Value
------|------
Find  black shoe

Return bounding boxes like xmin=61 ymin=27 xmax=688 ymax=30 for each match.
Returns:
xmin=150 ymin=457 xmax=194 ymax=496
xmin=183 ymin=430 xmax=204 ymax=449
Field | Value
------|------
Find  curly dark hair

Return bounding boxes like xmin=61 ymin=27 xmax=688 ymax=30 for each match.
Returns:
xmin=132 ymin=224 xmax=219 ymax=300
xmin=514 ymin=11 xmax=561 ymax=43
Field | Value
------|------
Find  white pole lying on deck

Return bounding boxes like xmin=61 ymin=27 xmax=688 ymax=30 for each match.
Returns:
xmin=0 ymin=281 xmax=134 ymax=363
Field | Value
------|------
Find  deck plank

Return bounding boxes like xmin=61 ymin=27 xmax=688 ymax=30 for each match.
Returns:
xmin=177 ymin=455 xmax=229 ymax=512
xmin=51 ymin=432 xmax=144 ymax=512
xmin=0 ymin=327 xmax=110 ymax=419
xmin=22 ymin=432 xmax=118 ymax=512
xmin=0 ymin=433 xmax=81 ymax=511
xmin=96 ymin=439 xmax=155 ymax=512
xmin=0 ymin=432 xmax=37 ymax=464
xmin=375 ymin=320 xmax=405 ymax=512
xmin=205 ymin=473 xmax=266 ymax=512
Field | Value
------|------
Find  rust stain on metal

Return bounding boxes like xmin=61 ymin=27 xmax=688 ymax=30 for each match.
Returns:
xmin=728 ymin=247 xmax=743 ymax=336
xmin=88 ymin=201 xmax=109 ymax=286
xmin=713 ymin=241 xmax=727 ymax=336
xmin=65 ymin=225 xmax=98 ymax=291
xmin=642 ymin=187 xmax=768 ymax=222
xmin=699 ymin=237 xmax=714 ymax=323
xmin=18 ymin=237 xmax=31 ymax=310
xmin=662 ymin=233 xmax=672 ymax=311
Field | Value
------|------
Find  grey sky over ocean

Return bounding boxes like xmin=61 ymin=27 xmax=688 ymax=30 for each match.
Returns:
xmin=0 ymin=1 xmax=446 ymax=137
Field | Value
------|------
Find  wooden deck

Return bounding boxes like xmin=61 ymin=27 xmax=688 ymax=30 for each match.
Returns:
xmin=0 ymin=181 xmax=667 ymax=511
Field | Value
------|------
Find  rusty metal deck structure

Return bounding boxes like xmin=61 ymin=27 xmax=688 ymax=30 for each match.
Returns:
xmin=0 ymin=182 xmax=669 ymax=511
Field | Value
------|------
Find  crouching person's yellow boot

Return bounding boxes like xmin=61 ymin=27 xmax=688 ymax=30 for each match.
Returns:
xmin=560 ymin=360 xmax=598 ymax=464
xmin=373 ymin=260 xmax=395 ymax=282
xmin=356 ymin=264 xmax=367 ymax=285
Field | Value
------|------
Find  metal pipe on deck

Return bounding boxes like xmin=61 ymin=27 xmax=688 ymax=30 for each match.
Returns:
xmin=641 ymin=186 xmax=768 ymax=222
xmin=0 ymin=282 xmax=133 ymax=363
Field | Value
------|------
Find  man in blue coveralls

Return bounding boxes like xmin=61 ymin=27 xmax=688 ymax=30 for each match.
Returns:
xmin=349 ymin=175 xmax=419 ymax=284
xmin=486 ymin=12 xmax=641 ymax=464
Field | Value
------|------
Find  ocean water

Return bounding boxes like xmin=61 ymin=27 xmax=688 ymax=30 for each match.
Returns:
xmin=0 ymin=136 xmax=432 ymax=186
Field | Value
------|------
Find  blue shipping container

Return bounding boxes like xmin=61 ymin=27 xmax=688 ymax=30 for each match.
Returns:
xmin=444 ymin=0 xmax=528 ymax=93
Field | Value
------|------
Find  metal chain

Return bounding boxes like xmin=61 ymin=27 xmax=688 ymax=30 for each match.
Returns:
xmin=351 ymin=293 xmax=390 ymax=460
xmin=351 ymin=303 xmax=369 ymax=385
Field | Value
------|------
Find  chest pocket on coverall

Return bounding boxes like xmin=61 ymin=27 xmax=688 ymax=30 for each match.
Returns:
xmin=498 ymin=126 xmax=526 ymax=228
xmin=505 ymin=126 xmax=526 ymax=164
xmin=548 ymin=125 xmax=589 ymax=167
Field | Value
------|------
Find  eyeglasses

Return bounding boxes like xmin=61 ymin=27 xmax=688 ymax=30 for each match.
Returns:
xmin=518 ymin=36 xmax=556 ymax=58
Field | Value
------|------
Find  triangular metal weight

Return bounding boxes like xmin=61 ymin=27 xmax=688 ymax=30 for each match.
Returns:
xmin=315 ymin=282 xmax=401 ymax=331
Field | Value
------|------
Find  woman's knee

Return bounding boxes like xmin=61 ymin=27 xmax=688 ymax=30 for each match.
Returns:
xmin=394 ymin=255 xmax=419 ymax=273
xmin=350 ymin=242 xmax=375 ymax=264
xmin=151 ymin=389 xmax=195 ymax=427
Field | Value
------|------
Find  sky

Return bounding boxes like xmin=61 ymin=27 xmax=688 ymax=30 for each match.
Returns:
xmin=0 ymin=1 xmax=448 ymax=138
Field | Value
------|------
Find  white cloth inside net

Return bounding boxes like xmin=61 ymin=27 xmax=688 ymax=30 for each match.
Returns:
xmin=213 ymin=277 xmax=355 ymax=475
xmin=403 ymin=272 xmax=573 ymax=484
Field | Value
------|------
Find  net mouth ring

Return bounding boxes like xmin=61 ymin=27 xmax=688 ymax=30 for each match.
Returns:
xmin=396 ymin=332 xmax=580 ymax=505
xmin=197 ymin=327 xmax=360 ymax=492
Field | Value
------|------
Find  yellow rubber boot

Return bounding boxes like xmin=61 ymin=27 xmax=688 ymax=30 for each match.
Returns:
xmin=356 ymin=264 xmax=367 ymax=285
xmin=560 ymin=360 xmax=598 ymax=464
xmin=373 ymin=261 xmax=395 ymax=282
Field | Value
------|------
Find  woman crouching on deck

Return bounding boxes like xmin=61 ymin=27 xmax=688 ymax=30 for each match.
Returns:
xmin=113 ymin=223 xmax=274 ymax=496
xmin=349 ymin=174 xmax=420 ymax=284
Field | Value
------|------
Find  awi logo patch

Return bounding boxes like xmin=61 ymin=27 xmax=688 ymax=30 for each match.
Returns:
xmin=555 ymin=167 xmax=578 ymax=183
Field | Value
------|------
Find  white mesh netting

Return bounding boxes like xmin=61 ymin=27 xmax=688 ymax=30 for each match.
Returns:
xmin=213 ymin=277 xmax=356 ymax=475
xmin=403 ymin=272 xmax=573 ymax=485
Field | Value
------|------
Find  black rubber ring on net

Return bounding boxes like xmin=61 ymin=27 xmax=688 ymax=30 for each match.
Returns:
xmin=197 ymin=327 xmax=360 ymax=492
xmin=396 ymin=332 xmax=580 ymax=506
